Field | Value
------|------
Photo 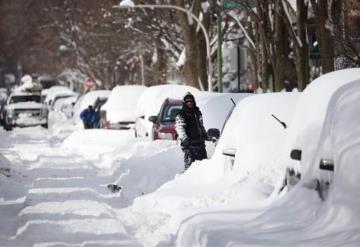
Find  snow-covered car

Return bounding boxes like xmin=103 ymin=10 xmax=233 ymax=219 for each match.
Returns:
xmin=43 ymin=86 xmax=77 ymax=110
xmin=214 ymin=92 xmax=300 ymax=175
xmin=101 ymin=85 xmax=147 ymax=129
xmin=134 ymin=84 xmax=199 ymax=138
xmin=2 ymin=92 xmax=48 ymax=130
xmin=282 ymin=68 xmax=360 ymax=195
xmin=53 ymin=95 xmax=78 ymax=118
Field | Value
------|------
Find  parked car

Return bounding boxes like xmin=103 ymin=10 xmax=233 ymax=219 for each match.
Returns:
xmin=148 ymin=98 xmax=183 ymax=140
xmin=43 ymin=86 xmax=77 ymax=110
xmin=53 ymin=95 xmax=78 ymax=118
xmin=134 ymin=84 xmax=200 ymax=138
xmin=2 ymin=92 xmax=48 ymax=130
xmin=282 ymin=68 xmax=360 ymax=197
xmin=101 ymin=85 xmax=147 ymax=129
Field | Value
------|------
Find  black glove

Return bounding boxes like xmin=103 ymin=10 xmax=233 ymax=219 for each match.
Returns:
xmin=206 ymin=136 xmax=218 ymax=143
xmin=181 ymin=138 xmax=190 ymax=148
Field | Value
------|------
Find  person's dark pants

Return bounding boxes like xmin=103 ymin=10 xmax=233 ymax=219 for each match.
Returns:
xmin=183 ymin=145 xmax=207 ymax=170
xmin=83 ymin=121 xmax=92 ymax=129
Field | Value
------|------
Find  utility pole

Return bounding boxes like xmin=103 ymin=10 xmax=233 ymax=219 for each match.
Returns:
xmin=217 ymin=14 xmax=223 ymax=93
xmin=217 ymin=0 xmax=245 ymax=92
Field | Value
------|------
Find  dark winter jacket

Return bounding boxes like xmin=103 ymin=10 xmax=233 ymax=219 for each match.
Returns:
xmin=175 ymin=93 xmax=207 ymax=148
xmin=80 ymin=108 xmax=98 ymax=126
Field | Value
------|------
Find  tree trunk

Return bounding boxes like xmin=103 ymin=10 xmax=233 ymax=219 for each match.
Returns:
xmin=253 ymin=0 xmax=273 ymax=91
xmin=310 ymin=0 xmax=334 ymax=73
xmin=197 ymin=10 xmax=210 ymax=91
xmin=296 ymin=0 xmax=309 ymax=90
xmin=175 ymin=0 xmax=206 ymax=90
xmin=274 ymin=0 xmax=286 ymax=92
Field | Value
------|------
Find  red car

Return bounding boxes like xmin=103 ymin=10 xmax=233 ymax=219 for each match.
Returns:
xmin=148 ymin=98 xmax=183 ymax=140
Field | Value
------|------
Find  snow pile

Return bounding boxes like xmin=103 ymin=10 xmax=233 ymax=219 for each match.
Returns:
xmin=101 ymin=85 xmax=147 ymax=123
xmin=14 ymin=75 xmax=42 ymax=93
xmin=43 ymin=86 xmax=76 ymax=105
xmin=0 ymin=154 xmax=27 ymax=201
xmin=62 ymin=129 xmax=135 ymax=160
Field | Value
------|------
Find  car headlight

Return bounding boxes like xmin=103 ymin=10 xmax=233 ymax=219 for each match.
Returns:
xmin=158 ymin=132 xmax=173 ymax=140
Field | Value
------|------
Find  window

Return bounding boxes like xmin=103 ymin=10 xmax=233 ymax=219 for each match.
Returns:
xmin=10 ymin=95 xmax=41 ymax=104
xmin=162 ymin=105 xmax=182 ymax=122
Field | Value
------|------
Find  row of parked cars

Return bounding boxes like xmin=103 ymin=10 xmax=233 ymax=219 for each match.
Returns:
xmin=65 ymin=84 xmax=250 ymax=144
xmin=1 ymin=81 xmax=246 ymax=144
xmin=0 ymin=81 xmax=81 ymax=131
xmin=68 ymin=84 xmax=200 ymax=140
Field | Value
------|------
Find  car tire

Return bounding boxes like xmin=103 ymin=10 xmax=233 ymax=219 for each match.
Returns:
xmin=4 ymin=122 xmax=12 ymax=131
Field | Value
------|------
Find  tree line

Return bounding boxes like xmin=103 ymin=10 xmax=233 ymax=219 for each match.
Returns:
xmin=0 ymin=0 xmax=359 ymax=91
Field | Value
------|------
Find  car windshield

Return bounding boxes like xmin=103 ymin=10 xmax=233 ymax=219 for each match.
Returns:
xmin=10 ymin=95 xmax=41 ymax=103
xmin=162 ymin=104 xmax=182 ymax=122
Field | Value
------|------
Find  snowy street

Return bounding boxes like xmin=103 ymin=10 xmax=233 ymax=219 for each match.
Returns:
xmin=0 ymin=127 xmax=144 ymax=246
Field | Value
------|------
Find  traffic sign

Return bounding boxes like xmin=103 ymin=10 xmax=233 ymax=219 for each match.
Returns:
xmin=222 ymin=0 xmax=253 ymax=10
xmin=222 ymin=1 xmax=242 ymax=10
xmin=85 ymin=78 xmax=95 ymax=88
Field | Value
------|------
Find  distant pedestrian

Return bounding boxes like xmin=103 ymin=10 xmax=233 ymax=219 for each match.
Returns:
xmin=80 ymin=105 xmax=97 ymax=129
xmin=175 ymin=92 xmax=208 ymax=171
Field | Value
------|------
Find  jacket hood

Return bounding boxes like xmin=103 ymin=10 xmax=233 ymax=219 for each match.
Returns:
xmin=183 ymin=92 xmax=196 ymax=104
xmin=182 ymin=92 xmax=198 ymax=111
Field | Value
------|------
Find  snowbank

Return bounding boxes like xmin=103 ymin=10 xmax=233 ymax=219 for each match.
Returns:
xmin=117 ymin=92 xmax=300 ymax=246
xmin=62 ymin=129 xmax=135 ymax=160
xmin=101 ymin=85 xmax=146 ymax=123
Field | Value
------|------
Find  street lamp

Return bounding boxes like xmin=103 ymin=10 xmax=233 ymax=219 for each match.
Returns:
xmin=115 ymin=0 xmax=213 ymax=92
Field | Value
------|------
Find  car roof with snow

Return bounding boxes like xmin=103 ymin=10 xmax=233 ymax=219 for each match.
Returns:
xmin=135 ymin=84 xmax=200 ymax=118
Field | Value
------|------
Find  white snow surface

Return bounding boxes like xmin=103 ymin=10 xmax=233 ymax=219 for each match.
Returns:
xmin=101 ymin=85 xmax=146 ymax=123
xmin=1 ymin=69 xmax=360 ymax=247
xmin=43 ymin=86 xmax=77 ymax=105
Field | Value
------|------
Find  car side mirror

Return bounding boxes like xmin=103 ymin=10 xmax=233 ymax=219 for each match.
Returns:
xmin=207 ymin=128 xmax=220 ymax=139
xmin=148 ymin=116 xmax=157 ymax=123
xmin=140 ymin=115 xmax=145 ymax=119
xmin=319 ymin=159 xmax=334 ymax=171
xmin=290 ymin=149 xmax=302 ymax=161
